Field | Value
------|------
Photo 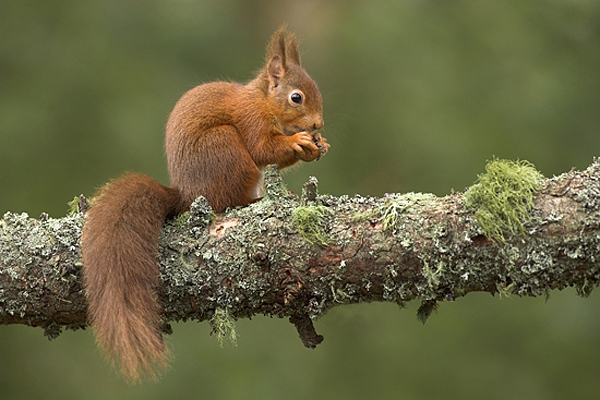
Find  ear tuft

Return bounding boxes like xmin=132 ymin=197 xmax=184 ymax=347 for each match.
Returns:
xmin=267 ymin=26 xmax=288 ymax=67
xmin=265 ymin=25 xmax=303 ymax=89
xmin=285 ymin=33 xmax=301 ymax=66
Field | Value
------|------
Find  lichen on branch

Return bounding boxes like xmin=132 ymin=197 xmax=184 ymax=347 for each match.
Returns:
xmin=1 ymin=160 xmax=600 ymax=349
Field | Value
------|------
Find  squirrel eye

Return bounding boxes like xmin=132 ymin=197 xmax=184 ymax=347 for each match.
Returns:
xmin=288 ymin=90 xmax=304 ymax=106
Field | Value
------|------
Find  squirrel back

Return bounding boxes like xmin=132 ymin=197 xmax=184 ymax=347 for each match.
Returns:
xmin=81 ymin=27 xmax=329 ymax=383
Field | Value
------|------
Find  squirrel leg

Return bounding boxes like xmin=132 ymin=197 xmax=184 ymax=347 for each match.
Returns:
xmin=171 ymin=125 xmax=262 ymax=213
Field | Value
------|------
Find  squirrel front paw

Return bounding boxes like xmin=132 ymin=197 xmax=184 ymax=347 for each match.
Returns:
xmin=290 ymin=132 xmax=330 ymax=162
xmin=311 ymin=132 xmax=329 ymax=160
xmin=291 ymin=132 xmax=320 ymax=162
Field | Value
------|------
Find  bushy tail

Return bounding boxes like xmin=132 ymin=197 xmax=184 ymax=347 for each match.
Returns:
xmin=81 ymin=173 xmax=181 ymax=383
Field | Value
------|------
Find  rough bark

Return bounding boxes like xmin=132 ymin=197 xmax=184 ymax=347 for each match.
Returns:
xmin=1 ymin=160 xmax=599 ymax=347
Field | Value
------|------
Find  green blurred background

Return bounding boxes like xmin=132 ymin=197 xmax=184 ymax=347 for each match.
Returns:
xmin=2 ymin=1 xmax=600 ymax=399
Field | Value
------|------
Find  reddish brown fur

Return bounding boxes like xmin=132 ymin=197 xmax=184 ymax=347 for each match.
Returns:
xmin=81 ymin=27 xmax=329 ymax=382
xmin=82 ymin=174 xmax=181 ymax=382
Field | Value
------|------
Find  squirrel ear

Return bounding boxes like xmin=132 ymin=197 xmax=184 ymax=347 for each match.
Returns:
xmin=266 ymin=27 xmax=290 ymax=89
xmin=265 ymin=26 xmax=301 ymax=88
xmin=285 ymin=34 xmax=301 ymax=66
xmin=267 ymin=27 xmax=287 ymax=69
xmin=267 ymin=55 xmax=284 ymax=88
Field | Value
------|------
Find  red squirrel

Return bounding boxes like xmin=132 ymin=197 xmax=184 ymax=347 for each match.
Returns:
xmin=81 ymin=27 xmax=329 ymax=382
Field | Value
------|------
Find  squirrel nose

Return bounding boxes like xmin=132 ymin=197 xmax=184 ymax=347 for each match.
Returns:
xmin=313 ymin=117 xmax=324 ymax=131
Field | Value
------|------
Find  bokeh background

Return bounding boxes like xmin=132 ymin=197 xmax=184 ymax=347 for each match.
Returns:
xmin=2 ymin=1 xmax=600 ymax=399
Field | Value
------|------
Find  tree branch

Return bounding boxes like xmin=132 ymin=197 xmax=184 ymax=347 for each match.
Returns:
xmin=1 ymin=159 xmax=599 ymax=347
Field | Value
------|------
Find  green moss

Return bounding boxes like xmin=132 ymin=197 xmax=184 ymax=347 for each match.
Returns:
xmin=66 ymin=197 xmax=80 ymax=216
xmin=465 ymin=158 xmax=544 ymax=242
xmin=352 ymin=209 xmax=378 ymax=223
xmin=379 ymin=197 xmax=405 ymax=232
xmin=292 ymin=205 xmax=330 ymax=246
xmin=176 ymin=212 xmax=190 ymax=228
xmin=209 ymin=308 xmax=238 ymax=347
xmin=496 ymin=282 xmax=515 ymax=298
xmin=416 ymin=300 xmax=438 ymax=324
xmin=576 ymin=277 xmax=594 ymax=298
xmin=331 ymin=282 xmax=351 ymax=303
xmin=422 ymin=260 xmax=444 ymax=287
xmin=354 ymin=193 xmax=435 ymax=232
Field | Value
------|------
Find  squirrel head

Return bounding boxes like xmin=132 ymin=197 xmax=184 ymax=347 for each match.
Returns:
xmin=263 ymin=27 xmax=324 ymax=136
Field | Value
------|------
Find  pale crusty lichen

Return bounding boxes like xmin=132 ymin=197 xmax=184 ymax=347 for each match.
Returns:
xmin=0 ymin=211 xmax=86 ymax=337
xmin=3 ymin=160 xmax=600 ymax=350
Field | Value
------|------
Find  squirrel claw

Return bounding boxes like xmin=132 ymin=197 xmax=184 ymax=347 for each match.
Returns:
xmin=311 ymin=132 xmax=329 ymax=158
